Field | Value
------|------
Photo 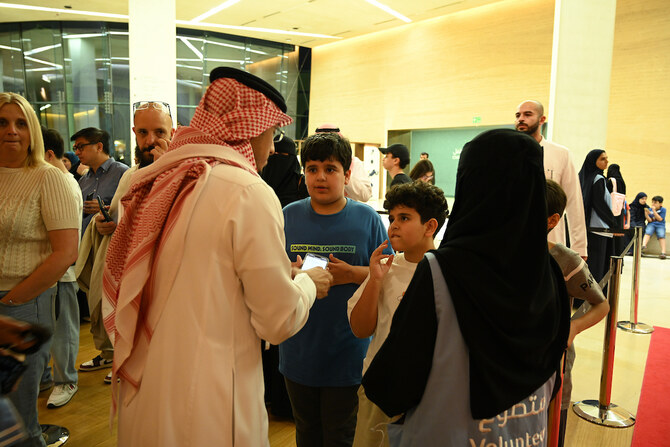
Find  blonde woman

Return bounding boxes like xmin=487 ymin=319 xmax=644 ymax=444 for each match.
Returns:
xmin=0 ymin=92 xmax=79 ymax=446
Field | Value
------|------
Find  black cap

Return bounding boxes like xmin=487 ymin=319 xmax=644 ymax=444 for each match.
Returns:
xmin=315 ymin=126 xmax=340 ymax=133
xmin=209 ymin=67 xmax=287 ymax=113
xmin=379 ymin=143 xmax=410 ymax=168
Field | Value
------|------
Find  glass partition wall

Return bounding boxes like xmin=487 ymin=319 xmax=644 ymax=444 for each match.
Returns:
xmin=0 ymin=22 xmax=302 ymax=165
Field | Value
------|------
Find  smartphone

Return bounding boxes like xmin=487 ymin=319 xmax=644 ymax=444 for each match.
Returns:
xmin=96 ymin=195 xmax=113 ymax=222
xmin=85 ymin=192 xmax=94 ymax=201
xmin=301 ymin=253 xmax=329 ymax=270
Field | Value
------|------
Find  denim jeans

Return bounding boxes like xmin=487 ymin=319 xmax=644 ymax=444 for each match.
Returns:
xmin=0 ymin=395 xmax=27 ymax=446
xmin=0 ymin=288 xmax=55 ymax=447
xmin=50 ymin=281 xmax=80 ymax=385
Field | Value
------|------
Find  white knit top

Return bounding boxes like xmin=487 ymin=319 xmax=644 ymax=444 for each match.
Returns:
xmin=0 ymin=163 xmax=80 ymax=290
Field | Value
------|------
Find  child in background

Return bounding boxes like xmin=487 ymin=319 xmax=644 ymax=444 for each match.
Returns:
xmin=280 ymin=132 xmax=391 ymax=446
xmin=626 ymin=192 xmax=649 ymax=255
xmin=546 ymin=179 xmax=610 ymax=446
xmin=643 ymin=195 xmax=666 ymax=259
xmin=348 ymin=182 xmax=448 ymax=447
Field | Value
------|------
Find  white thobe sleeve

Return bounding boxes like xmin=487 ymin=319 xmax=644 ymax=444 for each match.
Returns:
xmin=344 ymin=157 xmax=372 ymax=202
xmin=234 ymin=183 xmax=317 ymax=345
xmin=562 ymin=151 xmax=588 ymax=258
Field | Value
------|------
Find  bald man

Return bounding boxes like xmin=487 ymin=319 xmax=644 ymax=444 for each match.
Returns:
xmin=76 ymin=102 xmax=174 ymax=384
xmin=515 ymin=100 xmax=587 ymax=259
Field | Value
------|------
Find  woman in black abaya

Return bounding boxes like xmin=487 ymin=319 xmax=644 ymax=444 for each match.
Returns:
xmin=363 ymin=129 xmax=569 ymax=445
xmin=579 ymin=150 xmax=617 ymax=289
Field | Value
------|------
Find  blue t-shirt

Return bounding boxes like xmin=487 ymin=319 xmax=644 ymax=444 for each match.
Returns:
xmin=649 ymin=206 xmax=666 ymax=228
xmin=280 ymin=198 xmax=391 ymax=387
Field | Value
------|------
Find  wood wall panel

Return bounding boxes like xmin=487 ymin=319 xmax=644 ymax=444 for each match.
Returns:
xmin=310 ymin=0 xmax=554 ymax=145
xmin=606 ymin=0 xmax=670 ymax=199
xmin=310 ymin=0 xmax=670 ymax=202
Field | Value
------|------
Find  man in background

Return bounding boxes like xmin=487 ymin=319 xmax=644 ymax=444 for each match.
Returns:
xmin=42 ymin=127 xmax=83 ymax=408
xmin=76 ymin=102 xmax=173 ymax=383
xmin=515 ymin=100 xmax=587 ymax=259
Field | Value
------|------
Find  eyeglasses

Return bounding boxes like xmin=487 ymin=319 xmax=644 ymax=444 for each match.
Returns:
xmin=73 ymin=142 xmax=96 ymax=151
xmin=273 ymin=128 xmax=285 ymax=142
xmin=132 ymin=101 xmax=172 ymax=117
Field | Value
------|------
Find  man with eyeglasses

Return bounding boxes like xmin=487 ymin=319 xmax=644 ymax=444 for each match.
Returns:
xmin=71 ymin=127 xmax=128 ymax=234
xmin=75 ymin=102 xmax=174 ymax=384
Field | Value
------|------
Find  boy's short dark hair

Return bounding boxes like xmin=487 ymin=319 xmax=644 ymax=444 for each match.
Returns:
xmin=41 ymin=126 xmax=64 ymax=158
xmin=383 ymin=181 xmax=449 ymax=238
xmin=652 ymin=195 xmax=664 ymax=203
xmin=300 ymin=132 xmax=352 ymax=171
xmin=546 ymin=179 xmax=567 ymax=217
xmin=70 ymin=127 xmax=111 ymax=155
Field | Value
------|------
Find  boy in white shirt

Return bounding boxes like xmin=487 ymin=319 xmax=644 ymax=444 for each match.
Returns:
xmin=347 ymin=181 xmax=448 ymax=447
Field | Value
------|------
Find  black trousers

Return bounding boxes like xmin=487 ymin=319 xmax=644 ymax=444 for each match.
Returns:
xmin=586 ymin=232 xmax=615 ymax=295
xmin=284 ymin=377 xmax=359 ymax=447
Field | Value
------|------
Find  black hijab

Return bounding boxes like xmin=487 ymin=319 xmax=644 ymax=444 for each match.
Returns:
xmin=260 ymin=135 xmax=302 ymax=208
xmin=578 ymin=149 xmax=606 ymax=219
xmin=63 ymin=151 xmax=83 ymax=181
xmin=606 ymin=163 xmax=626 ymax=195
xmin=436 ymin=129 xmax=569 ymax=418
xmin=629 ymin=192 xmax=648 ymax=223
xmin=630 ymin=192 xmax=648 ymax=211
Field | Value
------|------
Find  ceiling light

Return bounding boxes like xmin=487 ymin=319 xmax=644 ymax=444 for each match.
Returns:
xmin=205 ymin=58 xmax=246 ymax=64
xmin=24 ymin=44 xmax=62 ymax=56
xmin=0 ymin=2 xmax=127 ymax=19
xmin=63 ymin=33 xmax=105 ymax=39
xmin=177 ymin=20 xmax=340 ymax=40
xmin=245 ymin=47 xmax=267 ymax=55
xmin=205 ymin=40 xmax=244 ymax=50
xmin=24 ymin=56 xmax=63 ymax=69
xmin=179 ymin=37 xmax=203 ymax=60
xmin=0 ymin=44 xmax=21 ymax=51
xmin=191 ymin=0 xmax=241 ymax=23
xmin=364 ymin=0 xmax=411 ymax=23
xmin=202 ymin=40 xmax=267 ymax=55
xmin=176 ymin=64 xmax=203 ymax=70
xmin=0 ymin=3 xmax=340 ymax=41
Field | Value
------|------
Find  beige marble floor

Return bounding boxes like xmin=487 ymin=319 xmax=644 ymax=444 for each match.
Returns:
xmin=565 ymin=253 xmax=669 ymax=446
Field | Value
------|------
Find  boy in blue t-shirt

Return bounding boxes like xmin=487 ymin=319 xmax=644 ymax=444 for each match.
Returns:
xmin=642 ymin=195 xmax=666 ymax=259
xmin=280 ymin=132 xmax=391 ymax=446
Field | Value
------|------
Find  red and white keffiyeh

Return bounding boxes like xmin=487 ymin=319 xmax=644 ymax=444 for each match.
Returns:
xmin=171 ymin=77 xmax=292 ymax=170
xmin=102 ymin=77 xmax=291 ymax=409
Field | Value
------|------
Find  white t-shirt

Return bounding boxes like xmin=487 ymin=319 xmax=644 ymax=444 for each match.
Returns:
xmin=61 ymin=172 xmax=83 ymax=283
xmin=347 ymin=252 xmax=417 ymax=373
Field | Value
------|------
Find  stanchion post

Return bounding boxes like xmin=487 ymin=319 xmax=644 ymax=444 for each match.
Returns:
xmin=618 ymin=226 xmax=654 ymax=334
xmin=573 ymin=256 xmax=635 ymax=427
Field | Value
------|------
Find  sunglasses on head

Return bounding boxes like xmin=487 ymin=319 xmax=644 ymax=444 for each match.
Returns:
xmin=132 ymin=101 xmax=172 ymax=118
